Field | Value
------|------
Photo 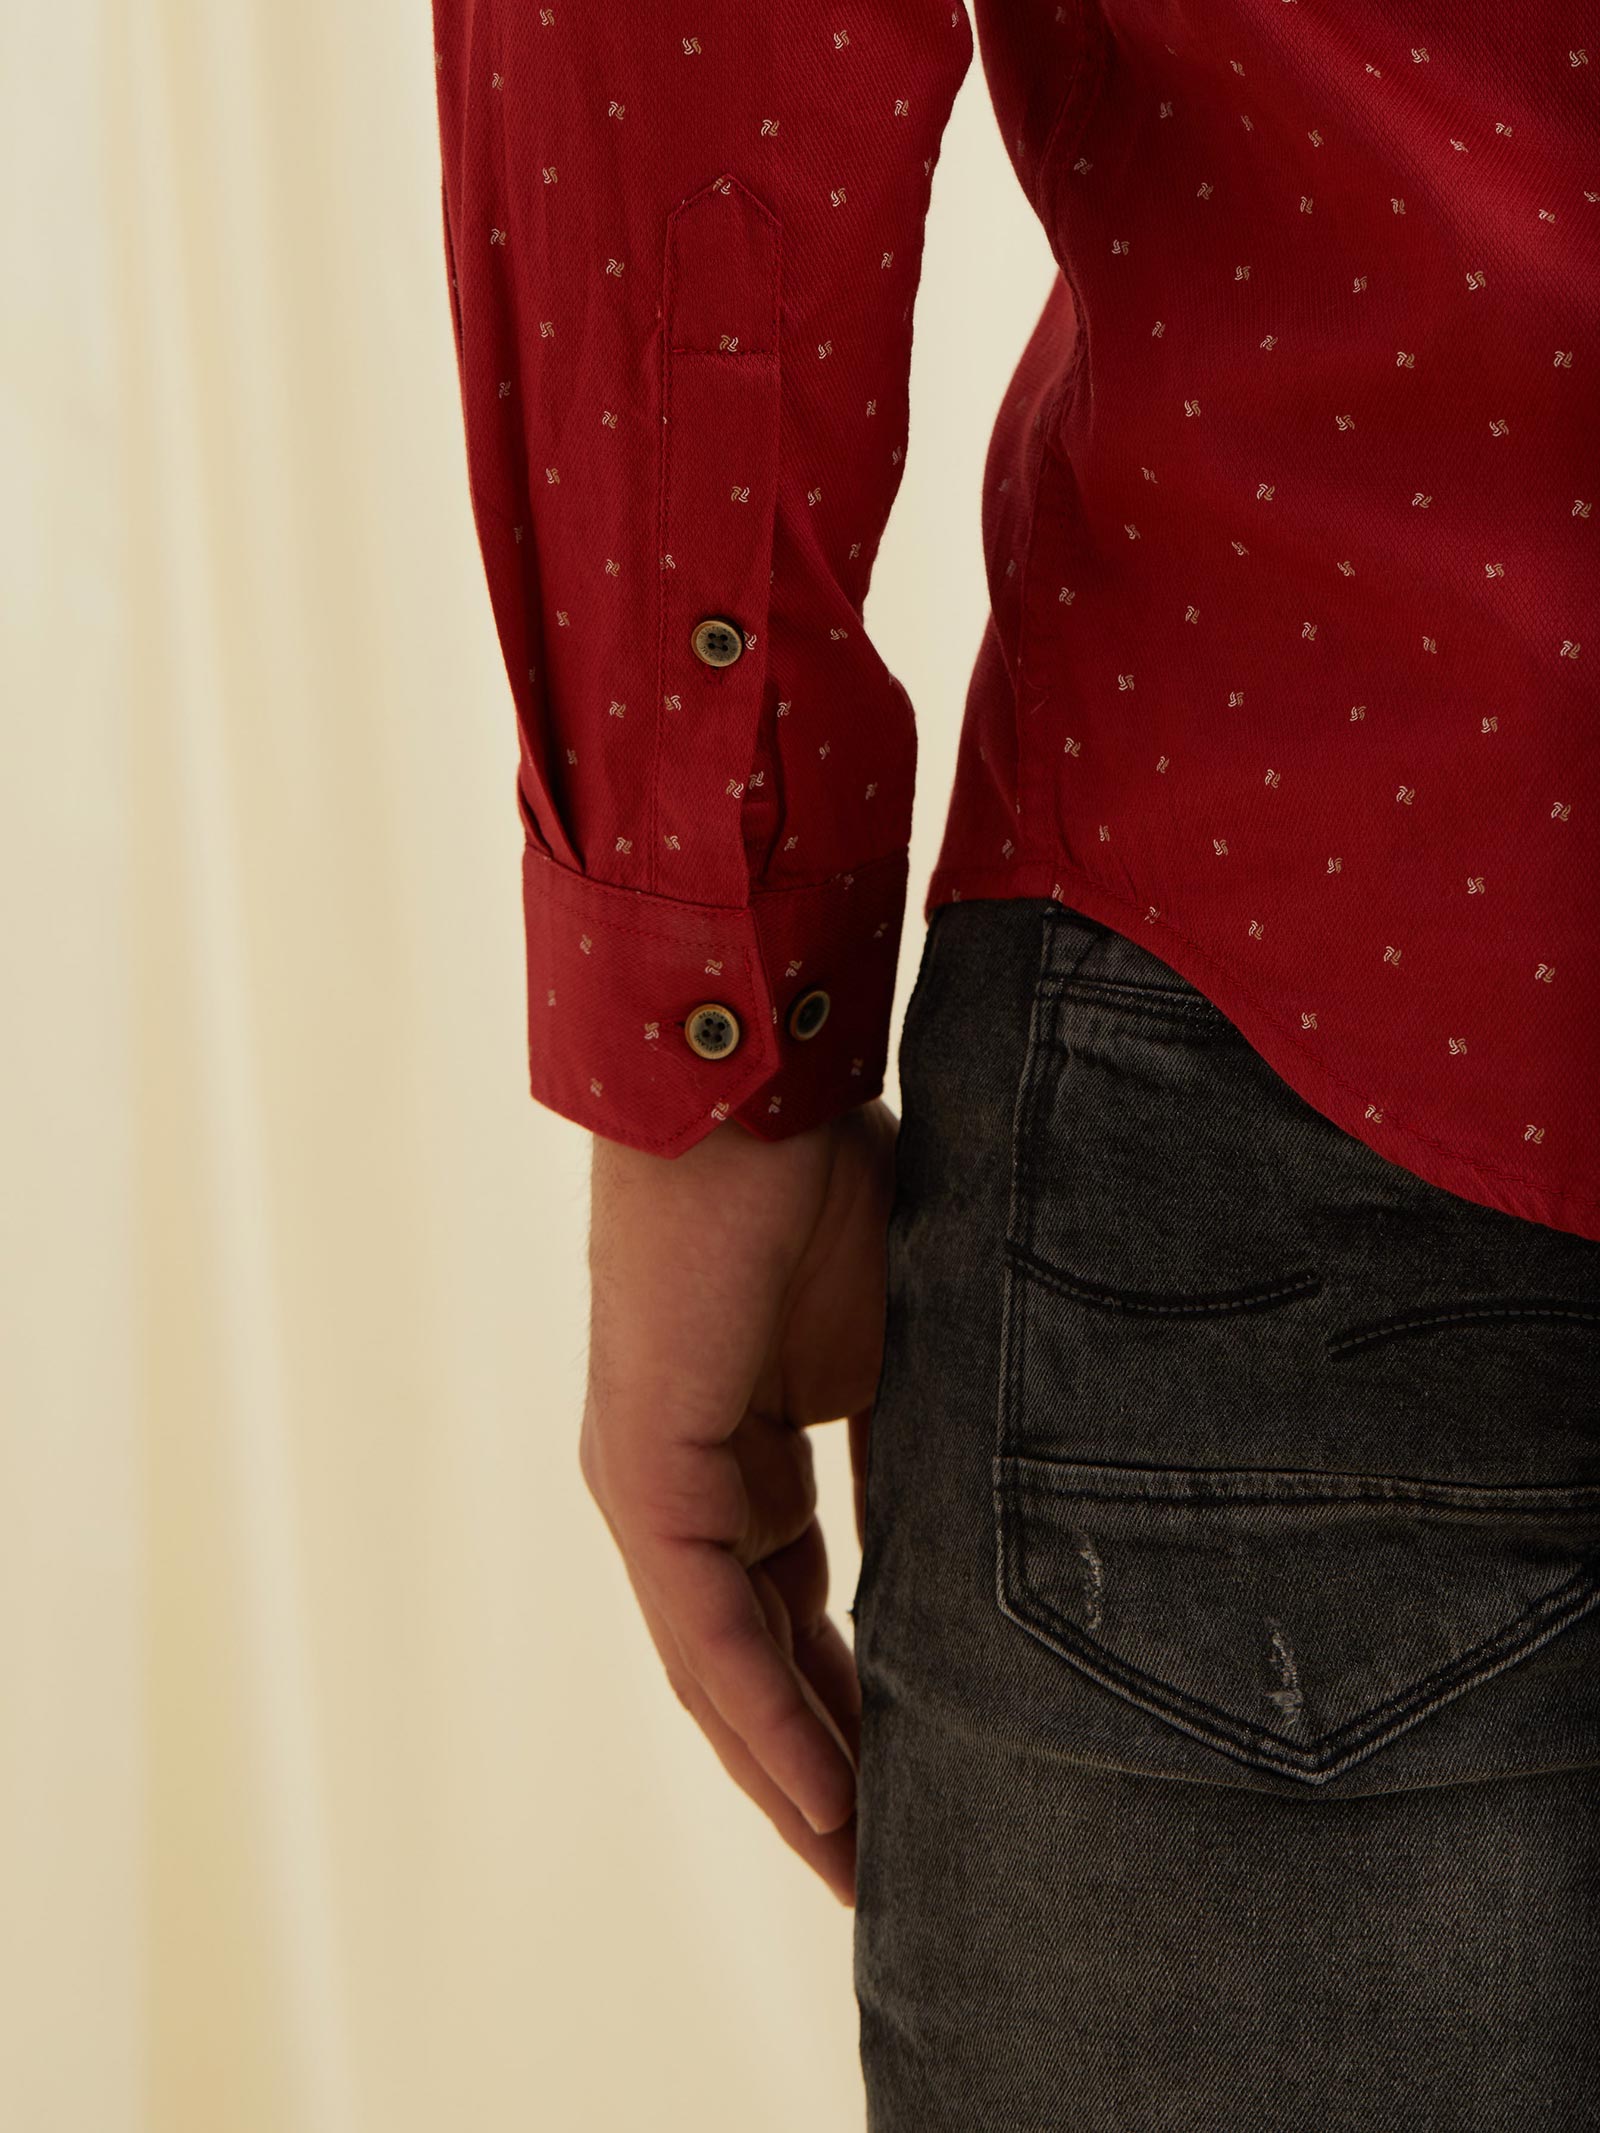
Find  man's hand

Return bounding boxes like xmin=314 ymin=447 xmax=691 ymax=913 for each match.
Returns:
xmin=579 ymin=1098 xmax=899 ymax=1906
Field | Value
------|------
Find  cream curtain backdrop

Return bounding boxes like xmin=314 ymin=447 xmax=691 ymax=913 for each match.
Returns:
xmin=2 ymin=5 xmax=1054 ymax=2128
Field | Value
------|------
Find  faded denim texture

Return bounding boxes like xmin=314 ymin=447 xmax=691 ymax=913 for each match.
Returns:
xmin=851 ymin=896 xmax=1600 ymax=2130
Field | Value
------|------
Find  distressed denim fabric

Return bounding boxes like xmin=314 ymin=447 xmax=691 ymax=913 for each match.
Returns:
xmin=851 ymin=896 xmax=1600 ymax=2131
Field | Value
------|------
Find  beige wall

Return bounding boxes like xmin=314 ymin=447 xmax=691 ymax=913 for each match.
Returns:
xmin=0 ymin=6 xmax=1055 ymax=2127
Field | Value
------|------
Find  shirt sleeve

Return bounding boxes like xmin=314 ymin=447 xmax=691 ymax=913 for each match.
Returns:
xmin=430 ymin=1 xmax=973 ymax=1157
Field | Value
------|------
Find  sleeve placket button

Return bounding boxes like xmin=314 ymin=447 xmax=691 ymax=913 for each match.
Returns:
xmin=690 ymin=616 xmax=746 ymax=668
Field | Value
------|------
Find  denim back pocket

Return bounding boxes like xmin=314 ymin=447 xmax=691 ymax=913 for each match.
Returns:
xmin=993 ymin=905 xmax=1600 ymax=1791
xmin=995 ymin=1454 xmax=1600 ymax=1786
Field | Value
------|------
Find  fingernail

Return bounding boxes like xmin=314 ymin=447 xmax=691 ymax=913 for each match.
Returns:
xmin=806 ymin=1790 xmax=854 ymax=1836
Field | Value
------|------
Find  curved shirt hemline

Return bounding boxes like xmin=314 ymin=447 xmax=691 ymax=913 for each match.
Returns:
xmin=923 ymin=856 xmax=1599 ymax=1248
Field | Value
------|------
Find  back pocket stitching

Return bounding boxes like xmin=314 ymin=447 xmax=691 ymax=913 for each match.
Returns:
xmin=1008 ymin=1242 xmax=1321 ymax=1318
xmin=1330 ymin=1299 xmax=1600 ymax=1357
xmin=995 ymin=1461 xmax=1600 ymax=1783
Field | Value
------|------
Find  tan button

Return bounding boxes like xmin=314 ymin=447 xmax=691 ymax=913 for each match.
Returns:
xmin=787 ymin=986 xmax=831 ymax=1041
xmin=689 ymin=615 xmax=745 ymax=669
xmin=684 ymin=1001 xmax=742 ymax=1060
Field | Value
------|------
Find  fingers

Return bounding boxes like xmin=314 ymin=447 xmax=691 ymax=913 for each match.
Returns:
xmin=632 ymin=1575 xmax=859 ymax=1906
xmin=791 ymin=1612 xmax=863 ymax=1773
xmin=755 ymin=1522 xmax=863 ymax=1769
xmin=636 ymin=1532 xmax=858 ymax=1836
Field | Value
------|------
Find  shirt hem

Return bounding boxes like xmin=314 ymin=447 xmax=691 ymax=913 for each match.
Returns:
xmin=924 ymin=856 xmax=1599 ymax=1246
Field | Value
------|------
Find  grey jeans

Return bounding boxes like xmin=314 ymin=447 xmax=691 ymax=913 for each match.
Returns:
xmin=851 ymin=896 xmax=1600 ymax=2131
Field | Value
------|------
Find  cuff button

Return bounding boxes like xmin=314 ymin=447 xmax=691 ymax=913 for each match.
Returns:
xmin=684 ymin=1001 xmax=742 ymax=1060
xmin=787 ymin=986 xmax=831 ymax=1041
xmin=690 ymin=616 xmax=746 ymax=668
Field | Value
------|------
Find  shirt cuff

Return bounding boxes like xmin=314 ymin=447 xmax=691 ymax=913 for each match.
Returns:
xmin=519 ymin=843 xmax=910 ymax=1157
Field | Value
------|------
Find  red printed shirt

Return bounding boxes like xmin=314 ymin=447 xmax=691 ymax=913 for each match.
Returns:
xmin=431 ymin=2 xmax=1598 ymax=1241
